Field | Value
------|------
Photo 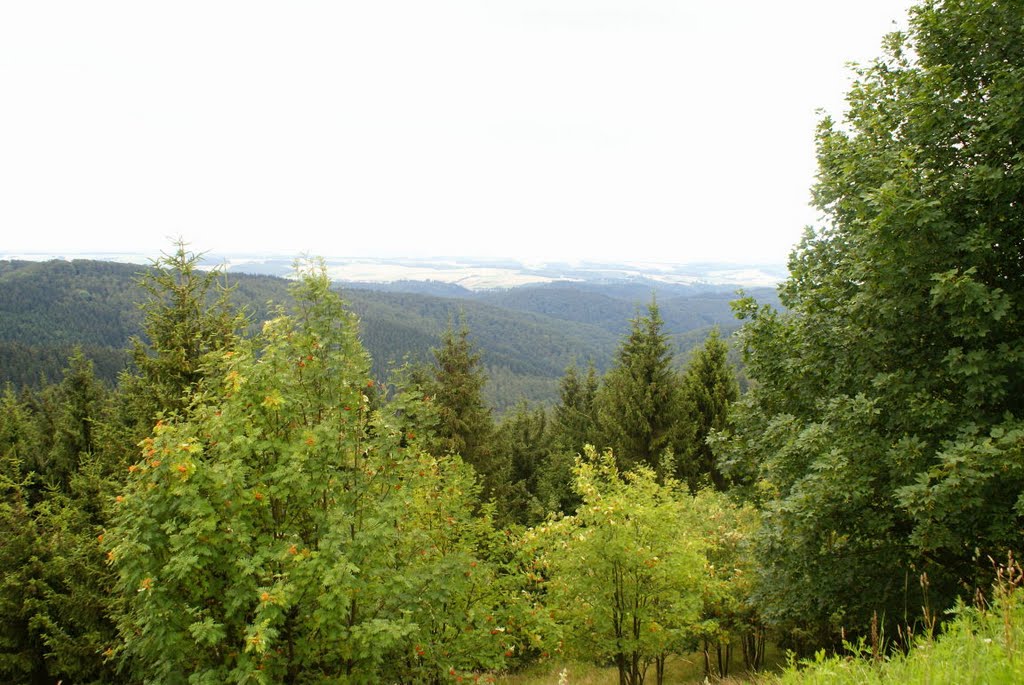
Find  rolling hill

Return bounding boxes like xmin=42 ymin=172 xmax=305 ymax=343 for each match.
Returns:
xmin=0 ymin=258 xmax=780 ymax=409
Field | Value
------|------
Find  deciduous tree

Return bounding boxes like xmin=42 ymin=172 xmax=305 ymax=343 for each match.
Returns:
xmin=718 ymin=0 xmax=1024 ymax=646
xmin=109 ymin=263 xmax=517 ymax=683
xmin=535 ymin=448 xmax=705 ymax=685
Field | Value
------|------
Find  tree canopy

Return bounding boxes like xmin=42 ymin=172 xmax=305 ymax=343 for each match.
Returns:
xmin=719 ymin=0 xmax=1024 ymax=644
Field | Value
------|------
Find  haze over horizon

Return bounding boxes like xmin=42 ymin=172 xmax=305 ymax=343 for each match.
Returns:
xmin=1 ymin=1 xmax=914 ymax=264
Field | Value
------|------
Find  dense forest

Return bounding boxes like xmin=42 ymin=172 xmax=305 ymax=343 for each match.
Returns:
xmin=3 ymin=1 xmax=1024 ymax=683
xmin=0 ymin=257 xmax=774 ymax=410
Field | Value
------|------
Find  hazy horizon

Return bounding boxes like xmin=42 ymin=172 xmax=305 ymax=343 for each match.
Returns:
xmin=2 ymin=1 xmax=914 ymax=264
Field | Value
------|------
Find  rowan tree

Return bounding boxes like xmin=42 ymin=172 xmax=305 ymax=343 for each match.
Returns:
xmin=109 ymin=262 xmax=517 ymax=683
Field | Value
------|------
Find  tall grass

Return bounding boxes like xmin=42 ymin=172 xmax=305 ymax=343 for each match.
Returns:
xmin=770 ymin=559 xmax=1024 ymax=685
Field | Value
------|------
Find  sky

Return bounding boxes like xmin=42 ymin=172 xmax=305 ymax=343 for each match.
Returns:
xmin=0 ymin=1 xmax=915 ymax=265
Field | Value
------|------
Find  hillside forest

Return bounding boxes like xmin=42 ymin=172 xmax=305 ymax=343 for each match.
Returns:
xmin=0 ymin=257 xmax=777 ymax=412
xmin=3 ymin=1 xmax=1024 ymax=683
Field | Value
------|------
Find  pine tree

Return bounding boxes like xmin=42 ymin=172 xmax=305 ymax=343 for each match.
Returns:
xmin=678 ymin=329 xmax=739 ymax=491
xmin=596 ymin=301 xmax=683 ymax=473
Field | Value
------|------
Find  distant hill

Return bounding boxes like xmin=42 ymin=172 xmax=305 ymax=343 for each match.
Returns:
xmin=0 ymin=259 xmax=781 ymax=410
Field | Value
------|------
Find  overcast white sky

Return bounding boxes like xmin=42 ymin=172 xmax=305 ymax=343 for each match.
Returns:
xmin=0 ymin=1 xmax=914 ymax=264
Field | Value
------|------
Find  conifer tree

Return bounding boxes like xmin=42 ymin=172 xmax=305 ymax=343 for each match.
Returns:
xmin=552 ymin=361 xmax=600 ymax=455
xmin=45 ymin=348 xmax=107 ymax=491
xmin=678 ymin=329 xmax=739 ymax=491
xmin=491 ymin=401 xmax=552 ymax=525
xmin=425 ymin=320 xmax=496 ymax=491
xmin=0 ymin=451 xmax=47 ymax=684
xmin=537 ymin=362 xmax=600 ymax=516
xmin=596 ymin=301 xmax=683 ymax=473
xmin=127 ymin=240 xmax=242 ymax=421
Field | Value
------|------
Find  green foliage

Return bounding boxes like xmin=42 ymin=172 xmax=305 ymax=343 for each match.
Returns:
xmin=128 ymin=241 xmax=244 ymax=420
xmin=421 ymin=321 xmax=498 ymax=496
xmin=596 ymin=302 xmax=684 ymax=474
xmin=0 ymin=452 xmax=47 ymax=683
xmin=535 ymin=363 xmax=600 ymax=518
xmin=109 ymin=263 xmax=518 ymax=683
xmin=491 ymin=401 xmax=554 ymax=526
xmin=551 ymin=363 xmax=600 ymax=457
xmin=718 ymin=0 xmax=1024 ymax=647
xmin=28 ymin=459 xmax=122 ymax=685
xmin=771 ymin=561 xmax=1024 ymax=685
xmin=677 ymin=329 xmax=739 ymax=491
xmin=0 ymin=352 xmax=127 ymax=683
xmin=691 ymin=489 xmax=763 ymax=678
xmin=531 ymin=448 xmax=706 ymax=685
xmin=42 ymin=349 xmax=108 ymax=491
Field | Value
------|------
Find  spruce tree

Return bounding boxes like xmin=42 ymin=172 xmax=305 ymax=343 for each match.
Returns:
xmin=491 ymin=401 xmax=552 ymax=525
xmin=596 ymin=301 xmax=683 ymax=473
xmin=45 ymin=348 xmax=107 ymax=491
xmin=127 ymin=240 xmax=242 ymax=421
xmin=538 ymin=362 xmax=600 ymax=516
xmin=425 ymin=320 xmax=496 ymax=491
xmin=678 ymin=329 xmax=739 ymax=491
xmin=552 ymin=361 xmax=600 ymax=455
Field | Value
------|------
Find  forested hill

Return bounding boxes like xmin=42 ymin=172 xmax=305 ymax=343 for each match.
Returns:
xmin=0 ymin=258 xmax=779 ymax=409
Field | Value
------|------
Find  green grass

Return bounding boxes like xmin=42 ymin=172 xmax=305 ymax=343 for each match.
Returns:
xmin=767 ymin=581 xmax=1024 ymax=684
